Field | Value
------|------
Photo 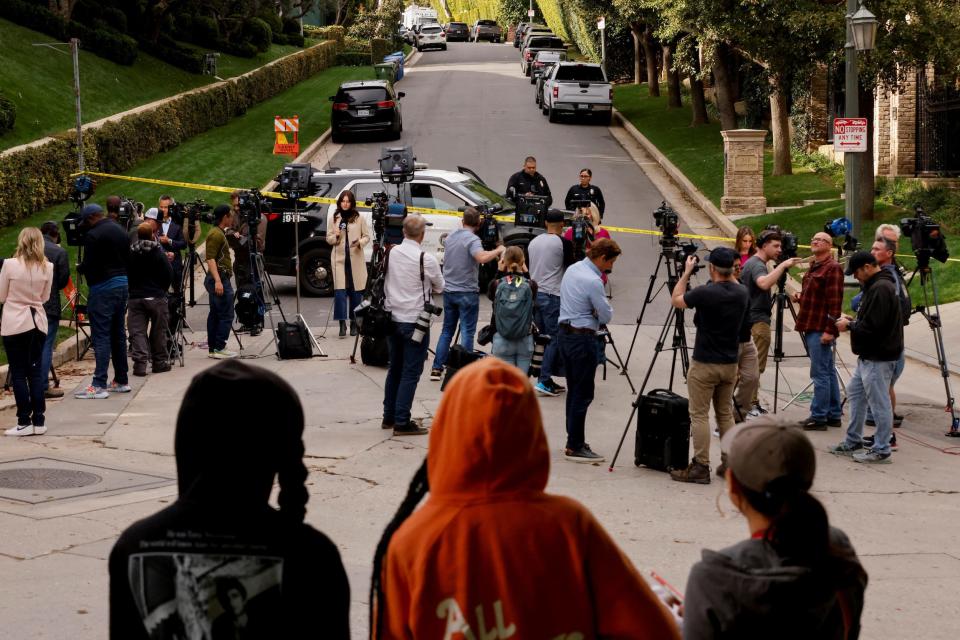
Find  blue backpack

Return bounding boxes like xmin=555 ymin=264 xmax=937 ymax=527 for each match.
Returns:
xmin=495 ymin=275 xmax=534 ymax=340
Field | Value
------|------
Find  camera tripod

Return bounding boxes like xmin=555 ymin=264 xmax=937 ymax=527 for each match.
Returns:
xmin=907 ymin=260 xmax=960 ymax=436
xmin=67 ymin=244 xmax=92 ymax=361
xmin=282 ymin=195 xmax=326 ymax=357
xmin=599 ymin=327 xmax=636 ymax=394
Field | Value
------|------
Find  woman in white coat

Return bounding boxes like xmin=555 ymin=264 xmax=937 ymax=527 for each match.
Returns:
xmin=326 ymin=190 xmax=371 ymax=337
xmin=0 ymin=227 xmax=54 ymax=436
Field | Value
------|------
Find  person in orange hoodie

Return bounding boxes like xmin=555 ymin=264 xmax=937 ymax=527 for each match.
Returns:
xmin=370 ymin=357 xmax=680 ymax=639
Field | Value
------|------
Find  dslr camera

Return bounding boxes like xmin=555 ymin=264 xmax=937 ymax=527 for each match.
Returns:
xmin=901 ymin=204 xmax=949 ymax=265
xmin=654 ymin=201 xmax=680 ymax=240
xmin=764 ymin=224 xmax=798 ymax=261
xmin=675 ymin=240 xmax=701 ymax=273
xmin=411 ymin=302 xmax=442 ymax=344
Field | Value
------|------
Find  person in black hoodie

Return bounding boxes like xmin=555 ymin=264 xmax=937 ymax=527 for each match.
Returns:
xmin=830 ymin=251 xmax=903 ymax=464
xmin=683 ymin=417 xmax=867 ymax=640
xmin=127 ymin=223 xmax=174 ymax=376
xmin=109 ymin=360 xmax=350 ymax=639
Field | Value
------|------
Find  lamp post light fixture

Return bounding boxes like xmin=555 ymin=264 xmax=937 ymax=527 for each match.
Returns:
xmin=843 ymin=1 xmax=878 ymax=237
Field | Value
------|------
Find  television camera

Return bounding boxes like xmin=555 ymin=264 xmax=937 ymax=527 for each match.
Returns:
xmin=236 ymin=189 xmax=270 ymax=228
xmin=379 ymin=145 xmax=416 ymax=184
xmin=763 ymin=223 xmax=799 ymax=262
xmin=824 ymin=217 xmax=859 ymax=254
xmin=476 ymin=203 xmax=503 ymax=250
xmin=901 ymin=204 xmax=949 ymax=268
xmin=514 ymin=194 xmax=549 ymax=227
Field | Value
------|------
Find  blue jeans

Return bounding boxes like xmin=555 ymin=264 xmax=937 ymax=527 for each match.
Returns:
xmin=431 ymin=291 xmax=479 ymax=371
xmin=866 ymin=350 xmax=905 ymax=422
xmin=383 ymin=322 xmax=429 ymax=427
xmin=41 ymin=314 xmax=59 ymax=390
xmin=844 ymin=358 xmax=896 ymax=455
xmin=559 ymin=332 xmax=599 ymax=450
xmin=804 ymin=332 xmax=841 ymax=421
xmin=492 ymin=334 xmax=533 ymax=375
xmin=87 ymin=286 xmax=129 ymax=388
xmin=4 ymin=329 xmax=46 ymax=426
xmin=204 ymin=275 xmax=234 ymax=352
xmin=533 ymin=292 xmax=561 ymax=382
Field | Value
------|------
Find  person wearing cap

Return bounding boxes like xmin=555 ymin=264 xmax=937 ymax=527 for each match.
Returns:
xmin=205 ymin=204 xmax=238 ymax=360
xmin=830 ymin=251 xmax=903 ymax=464
xmin=740 ymin=231 xmax=803 ymax=416
xmin=529 ymin=208 xmax=575 ymax=396
xmin=429 ymin=206 xmax=504 ymax=381
xmin=793 ymin=231 xmax=845 ymax=431
xmin=670 ymin=246 xmax=748 ymax=483
xmin=109 ymin=360 xmax=351 ymax=639
xmin=683 ymin=416 xmax=867 ymax=638
xmin=557 ymin=238 xmax=621 ymax=463
xmin=127 ymin=223 xmax=174 ymax=376
xmin=40 ymin=221 xmax=70 ymax=399
xmin=372 ymin=358 xmax=680 ymax=640
xmin=75 ymin=203 xmax=132 ymax=399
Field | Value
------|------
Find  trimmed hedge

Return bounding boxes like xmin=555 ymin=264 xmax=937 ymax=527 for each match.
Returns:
xmin=140 ymin=37 xmax=205 ymax=74
xmin=0 ymin=95 xmax=16 ymax=135
xmin=0 ymin=40 xmax=338 ymax=225
xmin=244 ymin=17 xmax=272 ymax=53
xmin=305 ymin=25 xmax=345 ymax=48
xmin=336 ymin=51 xmax=371 ymax=67
xmin=371 ymin=38 xmax=392 ymax=64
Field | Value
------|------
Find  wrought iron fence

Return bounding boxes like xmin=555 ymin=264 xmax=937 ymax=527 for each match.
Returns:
xmin=916 ymin=72 xmax=960 ymax=176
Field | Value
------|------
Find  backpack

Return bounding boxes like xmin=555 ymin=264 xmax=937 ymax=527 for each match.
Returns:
xmin=494 ymin=275 xmax=534 ymax=340
xmin=893 ymin=267 xmax=912 ymax=326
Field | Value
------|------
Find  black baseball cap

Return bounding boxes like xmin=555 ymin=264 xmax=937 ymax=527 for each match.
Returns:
xmin=703 ymin=246 xmax=737 ymax=269
xmin=845 ymin=251 xmax=877 ymax=276
xmin=544 ymin=209 xmax=564 ymax=223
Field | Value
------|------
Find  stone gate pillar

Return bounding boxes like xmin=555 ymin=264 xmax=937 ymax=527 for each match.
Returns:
xmin=720 ymin=129 xmax=767 ymax=215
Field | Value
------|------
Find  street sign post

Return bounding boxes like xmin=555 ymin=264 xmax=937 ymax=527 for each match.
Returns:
xmin=833 ymin=117 xmax=868 ymax=153
xmin=527 ymin=9 xmax=535 ymax=18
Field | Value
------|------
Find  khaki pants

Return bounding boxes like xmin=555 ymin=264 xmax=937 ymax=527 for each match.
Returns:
xmin=750 ymin=321 xmax=771 ymax=405
xmin=687 ymin=359 xmax=738 ymax=466
xmin=733 ymin=339 xmax=759 ymax=422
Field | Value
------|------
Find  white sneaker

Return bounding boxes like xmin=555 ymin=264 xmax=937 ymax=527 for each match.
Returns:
xmin=208 ymin=349 xmax=238 ymax=359
xmin=6 ymin=425 xmax=36 ymax=436
xmin=75 ymin=385 xmax=109 ymax=399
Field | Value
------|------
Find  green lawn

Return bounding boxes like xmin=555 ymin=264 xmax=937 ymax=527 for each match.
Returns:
xmin=613 ymin=84 xmax=842 ymax=207
xmin=0 ymin=18 xmax=319 ymax=151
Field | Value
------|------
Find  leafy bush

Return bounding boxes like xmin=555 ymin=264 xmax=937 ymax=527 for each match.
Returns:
xmin=193 ymin=15 xmax=220 ymax=42
xmin=80 ymin=26 xmax=139 ymax=65
xmin=257 ymin=9 xmax=283 ymax=36
xmin=370 ymin=38 xmax=391 ymax=64
xmin=244 ymin=17 xmax=273 ymax=53
xmin=336 ymin=51 xmax=371 ymax=67
xmin=283 ymin=17 xmax=301 ymax=35
xmin=140 ymin=36 xmax=205 ymax=73
xmin=343 ymin=36 xmax=371 ymax=53
xmin=101 ymin=7 xmax=128 ymax=33
xmin=286 ymin=33 xmax=305 ymax=47
xmin=792 ymin=150 xmax=845 ymax=189
xmin=878 ymin=178 xmax=960 ymax=233
xmin=0 ymin=0 xmax=69 ymax=41
xmin=273 ymin=32 xmax=289 ymax=45
xmin=305 ymin=25 xmax=345 ymax=48
xmin=0 ymin=94 xmax=16 ymax=135
xmin=218 ymin=39 xmax=259 ymax=58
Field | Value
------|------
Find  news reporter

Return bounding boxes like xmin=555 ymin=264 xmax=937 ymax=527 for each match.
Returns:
xmin=1 ymin=228 xmax=54 ymax=436
xmin=326 ymin=190 xmax=371 ymax=337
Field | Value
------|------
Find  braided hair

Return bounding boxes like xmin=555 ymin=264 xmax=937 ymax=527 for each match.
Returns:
xmin=369 ymin=459 xmax=429 ymax=639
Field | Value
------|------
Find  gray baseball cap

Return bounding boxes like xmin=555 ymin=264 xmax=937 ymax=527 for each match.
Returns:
xmin=719 ymin=417 xmax=816 ymax=493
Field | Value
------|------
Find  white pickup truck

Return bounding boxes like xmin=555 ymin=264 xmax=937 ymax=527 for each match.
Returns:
xmin=541 ymin=62 xmax=613 ymax=125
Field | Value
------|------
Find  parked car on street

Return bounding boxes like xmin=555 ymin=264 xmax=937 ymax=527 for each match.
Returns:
xmin=470 ymin=19 xmax=502 ymax=42
xmin=415 ymin=23 xmax=447 ymax=51
xmin=520 ymin=35 xmax=565 ymax=76
xmin=513 ymin=22 xmax=532 ymax=47
xmin=444 ymin=22 xmax=469 ymax=41
xmin=540 ymin=62 xmax=613 ymax=124
xmin=329 ymin=80 xmax=404 ymax=143
xmin=530 ymin=50 xmax=566 ymax=85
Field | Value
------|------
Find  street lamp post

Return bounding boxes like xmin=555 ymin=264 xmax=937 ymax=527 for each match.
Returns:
xmin=844 ymin=1 xmax=878 ymax=237
xmin=597 ymin=16 xmax=606 ymax=76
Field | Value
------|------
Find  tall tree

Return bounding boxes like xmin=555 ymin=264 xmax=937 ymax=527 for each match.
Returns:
xmin=47 ymin=0 xmax=80 ymax=19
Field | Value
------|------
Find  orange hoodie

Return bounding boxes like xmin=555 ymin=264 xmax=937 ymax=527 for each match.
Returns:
xmin=380 ymin=358 xmax=680 ymax=639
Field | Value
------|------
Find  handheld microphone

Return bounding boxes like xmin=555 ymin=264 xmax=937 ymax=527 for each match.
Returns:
xmin=339 ymin=221 xmax=347 ymax=230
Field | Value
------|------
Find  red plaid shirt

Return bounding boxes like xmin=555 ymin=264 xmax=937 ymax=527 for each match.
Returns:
xmin=795 ymin=256 xmax=844 ymax=336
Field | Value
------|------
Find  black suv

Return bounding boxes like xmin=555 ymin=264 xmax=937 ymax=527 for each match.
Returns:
xmin=444 ymin=22 xmax=469 ymax=41
xmin=329 ymin=81 xmax=404 ymax=143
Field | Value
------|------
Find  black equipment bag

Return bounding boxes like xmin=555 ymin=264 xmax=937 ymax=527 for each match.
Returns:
xmin=440 ymin=345 xmax=486 ymax=391
xmin=360 ymin=335 xmax=389 ymax=367
xmin=235 ymin=283 xmax=263 ymax=328
xmin=634 ymin=388 xmax=690 ymax=472
xmin=277 ymin=319 xmax=313 ymax=360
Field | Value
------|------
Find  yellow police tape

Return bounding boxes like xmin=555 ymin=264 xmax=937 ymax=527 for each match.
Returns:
xmin=71 ymin=170 xmax=958 ymax=263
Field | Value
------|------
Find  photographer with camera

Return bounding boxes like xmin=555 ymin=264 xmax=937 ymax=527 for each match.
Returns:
xmin=792 ymin=232 xmax=845 ymax=431
xmin=506 ymin=156 xmax=552 ymax=207
xmin=327 ymin=190 xmax=371 ymax=338
xmin=383 ymin=215 xmax=444 ymax=436
xmin=40 ymin=222 xmax=69 ymax=399
xmin=830 ymin=252 xmax=903 ymax=464
xmin=741 ymin=230 xmax=803 ymax=415
xmin=429 ymin=207 xmax=504 ymax=381
xmin=558 ymin=238 xmax=621 ymax=463
xmin=227 ymin=189 xmax=268 ymax=290
xmin=670 ymin=247 xmax=749 ymax=484
xmin=564 ymin=168 xmax=606 ymax=220
xmin=530 ymin=209 xmax=575 ymax=396
xmin=157 ymin=195 xmax=187 ymax=292
xmin=564 ymin=204 xmax=610 ymax=271
xmin=127 ymin=223 xmax=174 ymax=376
xmin=75 ymin=204 xmax=132 ymax=399
xmin=205 ymin=205 xmax=238 ymax=360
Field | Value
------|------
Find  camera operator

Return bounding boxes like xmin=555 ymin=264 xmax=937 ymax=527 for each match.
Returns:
xmin=383 ymin=215 xmax=444 ymax=436
xmin=506 ymin=156 xmax=552 ymax=207
xmin=39 ymin=222 xmax=69 ymax=399
xmin=157 ymin=195 xmax=187 ymax=293
xmin=564 ymin=168 xmax=605 ymax=220
xmin=670 ymin=247 xmax=749 ymax=484
xmin=205 ymin=205 xmax=238 ymax=360
xmin=731 ymin=261 xmax=759 ymax=423
xmin=793 ymin=232 xmax=845 ymax=431
xmin=75 ymin=204 xmax=132 ymax=399
xmin=831 ymin=252 xmax=903 ymax=464
xmin=429 ymin=207 xmax=504 ymax=381
xmin=227 ymin=190 xmax=268 ymax=289
xmin=558 ymin=238 xmax=621 ymax=463
xmin=105 ymin=195 xmax=140 ymax=232
xmin=741 ymin=230 xmax=803 ymax=415
xmin=127 ymin=223 xmax=174 ymax=376
xmin=529 ymin=209 xmax=575 ymax=396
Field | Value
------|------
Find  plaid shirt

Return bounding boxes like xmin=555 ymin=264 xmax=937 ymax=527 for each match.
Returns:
xmin=795 ymin=256 xmax=844 ymax=336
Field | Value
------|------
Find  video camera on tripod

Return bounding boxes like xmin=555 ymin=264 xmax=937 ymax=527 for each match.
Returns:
xmin=763 ymin=224 xmax=799 ymax=262
xmin=901 ymin=204 xmax=949 ymax=267
xmin=237 ymin=189 xmax=270 ymax=229
xmin=169 ymin=198 xmax=213 ymax=245
xmin=515 ymin=194 xmax=548 ymax=227
xmin=117 ymin=197 xmax=143 ymax=233
xmin=824 ymin=217 xmax=859 ymax=254
xmin=476 ymin=203 xmax=503 ymax=249
xmin=568 ymin=198 xmax=595 ymax=259
xmin=651 ymin=202 xmax=700 ymax=272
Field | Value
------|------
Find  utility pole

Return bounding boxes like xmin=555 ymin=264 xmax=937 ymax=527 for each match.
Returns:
xmin=71 ymin=38 xmax=84 ymax=173
xmin=843 ymin=0 xmax=859 ymax=236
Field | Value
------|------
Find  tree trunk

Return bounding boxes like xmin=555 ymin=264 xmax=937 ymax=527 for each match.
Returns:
xmin=858 ymin=81 xmax=876 ymax=221
xmin=663 ymin=41 xmax=682 ymax=108
xmin=689 ymin=52 xmax=709 ymax=126
xmin=630 ymin=22 xmax=643 ymax=85
xmin=641 ymin=26 xmax=660 ymax=97
xmin=769 ymin=75 xmax=792 ymax=176
xmin=711 ymin=43 xmax=737 ymax=130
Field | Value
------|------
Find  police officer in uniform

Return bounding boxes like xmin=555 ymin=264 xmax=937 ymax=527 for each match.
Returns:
xmin=564 ymin=168 xmax=606 ymax=220
xmin=506 ymin=156 xmax=552 ymax=207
